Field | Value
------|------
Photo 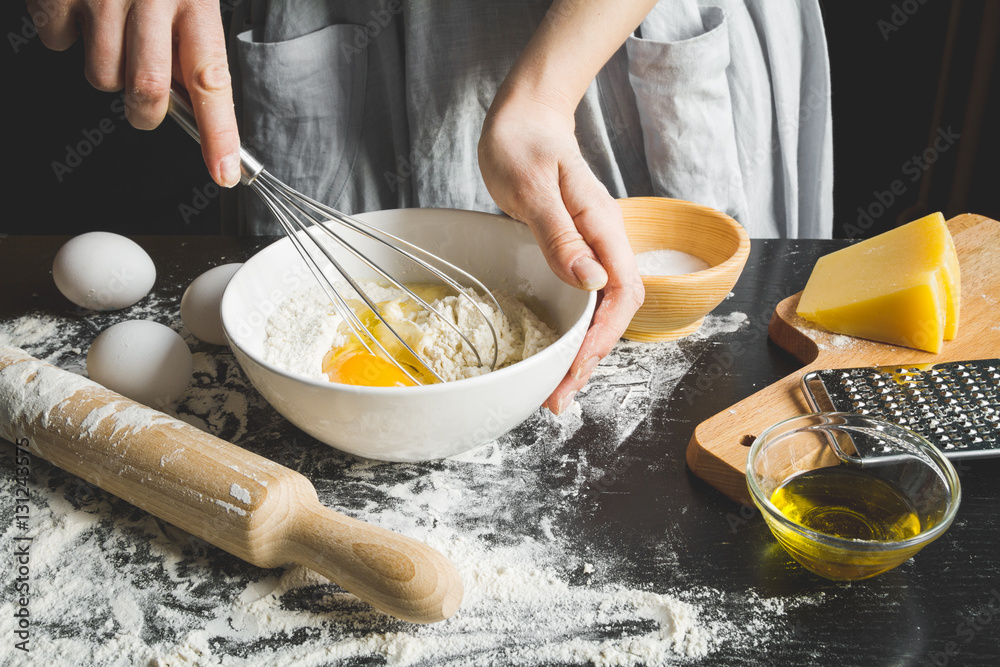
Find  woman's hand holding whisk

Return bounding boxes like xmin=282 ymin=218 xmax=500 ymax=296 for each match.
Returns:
xmin=34 ymin=0 xmax=651 ymax=412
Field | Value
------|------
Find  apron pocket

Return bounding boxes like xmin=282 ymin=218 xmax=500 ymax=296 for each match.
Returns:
xmin=236 ymin=24 xmax=367 ymax=233
xmin=626 ymin=6 xmax=748 ymax=222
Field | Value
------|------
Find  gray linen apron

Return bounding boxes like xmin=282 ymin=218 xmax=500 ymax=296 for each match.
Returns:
xmin=225 ymin=0 xmax=832 ymax=239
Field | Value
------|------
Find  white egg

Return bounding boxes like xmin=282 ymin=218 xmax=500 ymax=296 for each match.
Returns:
xmin=87 ymin=320 xmax=193 ymax=408
xmin=180 ymin=263 xmax=242 ymax=345
xmin=52 ymin=232 xmax=156 ymax=310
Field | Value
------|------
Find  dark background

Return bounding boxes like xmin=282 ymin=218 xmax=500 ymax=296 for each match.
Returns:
xmin=3 ymin=0 xmax=998 ymax=238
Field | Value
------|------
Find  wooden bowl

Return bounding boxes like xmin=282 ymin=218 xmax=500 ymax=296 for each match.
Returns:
xmin=619 ymin=197 xmax=751 ymax=342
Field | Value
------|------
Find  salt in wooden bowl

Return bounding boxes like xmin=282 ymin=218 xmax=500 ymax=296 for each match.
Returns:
xmin=619 ymin=197 xmax=751 ymax=342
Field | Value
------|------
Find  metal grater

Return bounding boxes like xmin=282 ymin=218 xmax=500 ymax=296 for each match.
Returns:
xmin=801 ymin=359 xmax=1000 ymax=460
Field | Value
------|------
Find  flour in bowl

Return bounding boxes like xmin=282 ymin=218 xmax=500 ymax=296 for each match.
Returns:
xmin=263 ymin=281 xmax=559 ymax=383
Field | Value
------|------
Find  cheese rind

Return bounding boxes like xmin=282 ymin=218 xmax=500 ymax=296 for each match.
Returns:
xmin=796 ymin=213 xmax=960 ymax=353
xmin=941 ymin=227 xmax=961 ymax=340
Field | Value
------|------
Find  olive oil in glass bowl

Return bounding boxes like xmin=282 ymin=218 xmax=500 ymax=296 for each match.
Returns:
xmin=746 ymin=413 xmax=961 ymax=580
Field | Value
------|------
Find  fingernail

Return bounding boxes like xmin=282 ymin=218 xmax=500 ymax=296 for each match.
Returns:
xmin=220 ymin=154 xmax=241 ymax=188
xmin=554 ymin=390 xmax=577 ymax=415
xmin=573 ymin=356 xmax=600 ymax=381
xmin=571 ymin=256 xmax=608 ymax=291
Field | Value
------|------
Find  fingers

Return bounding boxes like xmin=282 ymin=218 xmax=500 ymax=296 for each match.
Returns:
xmin=122 ymin=0 xmax=174 ymax=130
xmin=484 ymin=134 xmax=644 ymax=415
xmin=560 ymin=156 xmax=644 ymax=362
xmin=176 ymin=2 xmax=240 ymax=187
xmin=559 ymin=154 xmax=632 ymax=286
xmin=480 ymin=112 xmax=610 ymax=293
xmin=480 ymin=96 xmax=643 ymax=415
xmin=81 ymin=0 xmax=127 ymax=91
xmin=519 ymin=171 xmax=610 ymax=292
xmin=543 ymin=272 xmax=644 ymax=415
xmin=46 ymin=0 xmax=239 ymax=187
xmin=30 ymin=0 xmax=80 ymax=51
xmin=541 ymin=158 xmax=644 ymax=415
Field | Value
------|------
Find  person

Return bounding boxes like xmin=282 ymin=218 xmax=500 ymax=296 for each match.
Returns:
xmin=29 ymin=0 xmax=832 ymax=415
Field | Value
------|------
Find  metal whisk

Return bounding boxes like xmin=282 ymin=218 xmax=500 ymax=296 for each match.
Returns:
xmin=167 ymin=87 xmax=500 ymax=384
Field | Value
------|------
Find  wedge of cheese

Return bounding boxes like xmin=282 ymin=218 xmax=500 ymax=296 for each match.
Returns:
xmin=796 ymin=212 xmax=960 ymax=353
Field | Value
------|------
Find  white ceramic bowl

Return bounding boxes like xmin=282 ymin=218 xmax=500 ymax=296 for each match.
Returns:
xmin=221 ymin=208 xmax=596 ymax=461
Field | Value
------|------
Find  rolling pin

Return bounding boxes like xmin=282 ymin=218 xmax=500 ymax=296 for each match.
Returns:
xmin=0 ymin=346 xmax=462 ymax=623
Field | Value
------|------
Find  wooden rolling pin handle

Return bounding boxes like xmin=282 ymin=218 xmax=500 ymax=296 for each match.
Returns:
xmin=285 ymin=501 xmax=463 ymax=623
xmin=0 ymin=346 xmax=463 ymax=624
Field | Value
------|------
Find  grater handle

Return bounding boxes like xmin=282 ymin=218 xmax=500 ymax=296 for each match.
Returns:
xmin=801 ymin=371 xmax=834 ymax=413
xmin=798 ymin=375 xmax=867 ymax=466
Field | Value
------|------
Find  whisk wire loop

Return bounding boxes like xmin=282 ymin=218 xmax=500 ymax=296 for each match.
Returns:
xmin=255 ymin=178 xmax=440 ymax=386
xmin=268 ymin=173 xmax=490 ymax=370
xmin=271 ymin=176 xmax=502 ymax=371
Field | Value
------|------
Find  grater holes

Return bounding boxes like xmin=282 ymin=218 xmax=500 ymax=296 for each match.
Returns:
xmin=816 ymin=359 xmax=1000 ymax=455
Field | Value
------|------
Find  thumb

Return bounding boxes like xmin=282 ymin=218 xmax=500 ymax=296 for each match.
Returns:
xmin=522 ymin=158 xmax=610 ymax=292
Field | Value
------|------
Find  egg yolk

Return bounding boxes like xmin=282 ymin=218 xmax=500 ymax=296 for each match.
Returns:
xmin=322 ymin=283 xmax=452 ymax=388
xmin=322 ymin=347 xmax=417 ymax=387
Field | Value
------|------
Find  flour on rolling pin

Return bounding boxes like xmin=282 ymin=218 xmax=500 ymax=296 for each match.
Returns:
xmin=0 ymin=352 xmax=160 ymax=441
xmin=0 ymin=346 xmax=273 ymax=491
xmin=0 ymin=346 xmax=254 ymax=512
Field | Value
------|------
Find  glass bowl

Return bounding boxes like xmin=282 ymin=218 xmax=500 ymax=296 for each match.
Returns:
xmin=746 ymin=413 xmax=961 ymax=580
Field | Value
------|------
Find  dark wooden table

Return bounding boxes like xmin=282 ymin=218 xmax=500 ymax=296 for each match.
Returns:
xmin=1 ymin=235 xmax=998 ymax=666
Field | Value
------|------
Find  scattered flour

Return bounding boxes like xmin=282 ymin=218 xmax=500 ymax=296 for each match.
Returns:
xmin=0 ymin=305 xmax=835 ymax=666
xmin=263 ymin=281 xmax=559 ymax=383
xmin=827 ymin=334 xmax=856 ymax=349
xmin=175 ymin=352 xmax=250 ymax=442
xmin=812 ymin=330 xmax=865 ymax=352
xmin=0 ymin=313 xmax=89 ymax=374
xmin=0 ymin=315 xmax=62 ymax=350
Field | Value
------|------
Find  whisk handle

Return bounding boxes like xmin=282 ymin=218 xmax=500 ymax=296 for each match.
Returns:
xmin=166 ymin=85 xmax=264 ymax=186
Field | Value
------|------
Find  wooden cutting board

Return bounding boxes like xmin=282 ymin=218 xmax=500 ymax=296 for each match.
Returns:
xmin=686 ymin=213 xmax=1000 ymax=505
